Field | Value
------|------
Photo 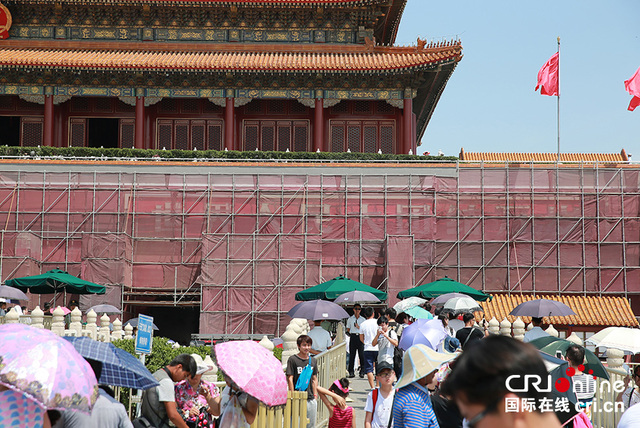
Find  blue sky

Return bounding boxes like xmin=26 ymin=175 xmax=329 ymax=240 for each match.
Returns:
xmin=395 ymin=0 xmax=640 ymax=157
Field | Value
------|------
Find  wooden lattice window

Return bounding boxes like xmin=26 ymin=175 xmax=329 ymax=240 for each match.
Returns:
xmin=69 ymin=118 xmax=86 ymax=147
xmin=243 ymin=120 xmax=309 ymax=151
xmin=267 ymin=100 xmax=285 ymax=115
xmin=21 ymin=117 xmax=43 ymax=147
xmin=70 ymin=98 xmax=90 ymax=113
xmin=329 ymin=119 xmax=396 ymax=153
xmin=191 ymin=120 xmax=206 ymax=151
xmin=182 ymin=99 xmax=199 ymax=114
xmin=208 ymin=122 xmax=223 ymax=151
xmin=120 ymin=119 xmax=135 ymax=148
xmin=0 ymin=96 xmax=14 ymax=111
xmin=175 ymin=120 xmax=189 ymax=150
xmin=94 ymin=98 xmax=113 ymax=113
xmin=354 ymin=100 xmax=371 ymax=114
xmin=157 ymin=120 xmax=173 ymax=150
xmin=376 ymin=101 xmax=394 ymax=114
xmin=156 ymin=119 xmax=223 ymax=150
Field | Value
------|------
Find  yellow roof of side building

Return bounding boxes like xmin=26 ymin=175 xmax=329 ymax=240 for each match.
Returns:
xmin=481 ymin=294 xmax=638 ymax=328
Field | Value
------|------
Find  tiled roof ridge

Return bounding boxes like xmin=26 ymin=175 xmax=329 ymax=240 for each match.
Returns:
xmin=0 ymin=41 xmax=462 ymax=72
xmin=0 ymin=39 xmax=461 ymax=55
xmin=9 ymin=0 xmax=390 ymax=4
xmin=480 ymin=293 xmax=638 ymax=327
xmin=459 ymin=148 xmax=628 ymax=163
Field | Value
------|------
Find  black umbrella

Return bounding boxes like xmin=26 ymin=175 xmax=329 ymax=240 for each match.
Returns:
xmin=509 ymin=299 xmax=576 ymax=318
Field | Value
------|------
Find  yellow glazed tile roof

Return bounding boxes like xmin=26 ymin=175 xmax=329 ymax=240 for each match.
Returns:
xmin=459 ymin=149 xmax=629 ymax=163
xmin=481 ymin=294 xmax=638 ymax=327
xmin=0 ymin=41 xmax=462 ymax=73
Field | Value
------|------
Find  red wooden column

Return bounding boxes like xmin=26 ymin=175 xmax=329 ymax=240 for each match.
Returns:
xmin=314 ymin=98 xmax=323 ymax=152
xmin=225 ymin=97 xmax=234 ymax=151
xmin=43 ymin=94 xmax=54 ymax=147
xmin=403 ymin=97 xmax=412 ymax=155
xmin=135 ymin=96 xmax=145 ymax=149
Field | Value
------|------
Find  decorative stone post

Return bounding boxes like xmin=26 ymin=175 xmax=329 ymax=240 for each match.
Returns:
xmin=281 ymin=319 xmax=302 ymax=369
xmin=606 ymin=348 xmax=624 ymax=370
xmin=526 ymin=322 xmax=534 ymax=331
xmin=201 ymin=355 xmax=218 ymax=384
xmin=499 ymin=318 xmax=512 ymax=336
xmin=5 ymin=306 xmax=20 ymax=324
xmin=545 ymin=324 xmax=558 ymax=337
xmin=99 ymin=314 xmax=111 ymax=342
xmin=51 ymin=306 xmax=65 ymax=336
xmin=259 ymin=335 xmax=274 ymax=351
xmin=85 ymin=309 xmax=98 ymax=340
xmin=111 ymin=318 xmax=123 ymax=341
xmin=566 ymin=332 xmax=583 ymax=345
xmin=488 ymin=317 xmax=500 ymax=335
xmin=123 ymin=323 xmax=134 ymax=339
xmin=512 ymin=317 xmax=526 ymax=341
xmin=31 ymin=306 xmax=44 ymax=328
xmin=335 ymin=321 xmax=345 ymax=344
xmin=69 ymin=307 xmax=83 ymax=336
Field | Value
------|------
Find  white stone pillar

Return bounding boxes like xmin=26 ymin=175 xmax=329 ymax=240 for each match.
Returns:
xmin=5 ymin=306 xmax=20 ymax=324
xmin=123 ymin=323 xmax=134 ymax=339
xmin=545 ymin=324 xmax=559 ymax=337
xmin=281 ymin=320 xmax=302 ymax=369
xmin=69 ymin=307 xmax=83 ymax=336
xmin=499 ymin=318 xmax=512 ymax=336
xmin=606 ymin=348 xmax=624 ymax=369
xmin=30 ymin=306 xmax=44 ymax=328
xmin=85 ymin=309 xmax=98 ymax=340
xmin=566 ymin=332 xmax=583 ymax=345
xmin=488 ymin=317 xmax=500 ymax=335
xmin=512 ymin=317 xmax=526 ymax=341
xmin=51 ymin=306 xmax=66 ymax=336
xmin=259 ymin=335 xmax=275 ymax=351
xmin=99 ymin=314 xmax=111 ymax=342
xmin=111 ymin=318 xmax=123 ymax=341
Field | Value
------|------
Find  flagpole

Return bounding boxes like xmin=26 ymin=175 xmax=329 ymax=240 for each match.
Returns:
xmin=557 ymin=37 xmax=560 ymax=162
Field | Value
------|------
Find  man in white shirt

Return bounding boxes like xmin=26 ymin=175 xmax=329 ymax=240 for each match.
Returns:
xmin=617 ymin=402 xmax=640 ymax=428
xmin=307 ymin=319 xmax=332 ymax=355
xmin=346 ymin=304 xmax=366 ymax=378
xmin=359 ymin=307 xmax=379 ymax=389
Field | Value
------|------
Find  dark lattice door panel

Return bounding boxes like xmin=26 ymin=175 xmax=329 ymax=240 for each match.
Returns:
xmin=245 ymin=100 xmax=262 ymax=114
xmin=119 ymin=119 xmax=135 ymax=148
xmin=157 ymin=120 xmax=173 ymax=150
xmin=330 ymin=122 xmax=345 ymax=152
xmin=261 ymin=122 xmax=276 ymax=151
xmin=69 ymin=118 xmax=86 ymax=147
xmin=267 ymin=100 xmax=285 ymax=115
xmin=363 ymin=122 xmax=378 ymax=153
xmin=192 ymin=120 xmax=206 ymax=151
xmin=21 ymin=117 xmax=43 ymax=147
xmin=70 ymin=97 xmax=90 ymax=113
xmin=182 ymin=99 xmax=199 ymax=114
xmin=293 ymin=121 xmax=309 ymax=152
xmin=380 ymin=121 xmax=395 ymax=154
xmin=277 ymin=124 xmax=291 ymax=152
xmin=331 ymin=102 xmax=348 ymax=114
xmin=174 ymin=120 xmax=189 ymax=150
xmin=207 ymin=121 xmax=223 ymax=151
xmin=244 ymin=121 xmax=259 ymax=151
xmin=347 ymin=122 xmax=361 ymax=152
xmin=376 ymin=100 xmax=394 ymax=114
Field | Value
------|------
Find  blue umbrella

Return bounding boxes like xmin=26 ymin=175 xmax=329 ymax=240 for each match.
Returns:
xmin=287 ymin=299 xmax=349 ymax=320
xmin=398 ymin=319 xmax=447 ymax=351
xmin=124 ymin=317 xmax=159 ymax=330
xmin=404 ymin=306 xmax=434 ymax=320
xmin=64 ymin=336 xmax=159 ymax=390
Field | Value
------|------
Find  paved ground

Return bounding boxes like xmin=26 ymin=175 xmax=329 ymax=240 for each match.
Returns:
xmin=345 ymin=373 xmax=374 ymax=426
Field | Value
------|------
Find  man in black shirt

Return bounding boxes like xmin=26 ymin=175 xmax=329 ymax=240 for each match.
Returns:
xmin=455 ymin=312 xmax=485 ymax=351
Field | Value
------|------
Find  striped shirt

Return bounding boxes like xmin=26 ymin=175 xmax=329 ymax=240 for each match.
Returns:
xmin=391 ymin=382 xmax=440 ymax=428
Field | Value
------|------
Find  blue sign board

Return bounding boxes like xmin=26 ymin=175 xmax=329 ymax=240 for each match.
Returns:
xmin=135 ymin=314 xmax=154 ymax=355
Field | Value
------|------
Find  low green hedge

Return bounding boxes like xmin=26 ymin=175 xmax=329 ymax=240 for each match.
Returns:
xmin=0 ymin=145 xmax=458 ymax=162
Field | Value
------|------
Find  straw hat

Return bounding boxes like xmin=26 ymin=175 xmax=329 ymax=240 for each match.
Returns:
xmin=395 ymin=344 xmax=456 ymax=389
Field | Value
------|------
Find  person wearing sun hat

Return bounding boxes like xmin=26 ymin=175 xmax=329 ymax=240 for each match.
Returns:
xmin=391 ymin=344 xmax=456 ymax=428
xmin=175 ymin=354 xmax=219 ymax=428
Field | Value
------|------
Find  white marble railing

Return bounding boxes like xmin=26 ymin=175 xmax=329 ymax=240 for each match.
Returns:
xmin=0 ymin=305 xmax=134 ymax=342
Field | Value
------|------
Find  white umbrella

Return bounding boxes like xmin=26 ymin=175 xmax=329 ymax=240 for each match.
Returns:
xmin=431 ymin=292 xmax=469 ymax=306
xmin=586 ymin=327 xmax=640 ymax=354
xmin=393 ymin=296 xmax=427 ymax=314
xmin=443 ymin=296 xmax=482 ymax=314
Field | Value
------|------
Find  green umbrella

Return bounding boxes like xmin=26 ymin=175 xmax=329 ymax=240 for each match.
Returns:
xmin=397 ymin=277 xmax=491 ymax=301
xmin=295 ymin=275 xmax=387 ymax=302
xmin=5 ymin=268 xmax=106 ymax=295
xmin=529 ymin=336 xmax=609 ymax=380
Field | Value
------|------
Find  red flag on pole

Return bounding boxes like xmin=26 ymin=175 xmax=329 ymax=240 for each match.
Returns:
xmin=535 ymin=52 xmax=559 ymax=96
xmin=624 ymin=67 xmax=640 ymax=111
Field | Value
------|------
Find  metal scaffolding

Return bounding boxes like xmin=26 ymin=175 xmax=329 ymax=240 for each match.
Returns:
xmin=0 ymin=160 xmax=638 ymax=335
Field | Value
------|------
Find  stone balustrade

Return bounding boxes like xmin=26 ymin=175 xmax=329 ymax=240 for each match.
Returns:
xmin=0 ymin=305 xmax=134 ymax=343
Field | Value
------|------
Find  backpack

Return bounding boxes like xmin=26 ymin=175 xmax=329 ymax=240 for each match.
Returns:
xmin=294 ymin=357 xmax=313 ymax=391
